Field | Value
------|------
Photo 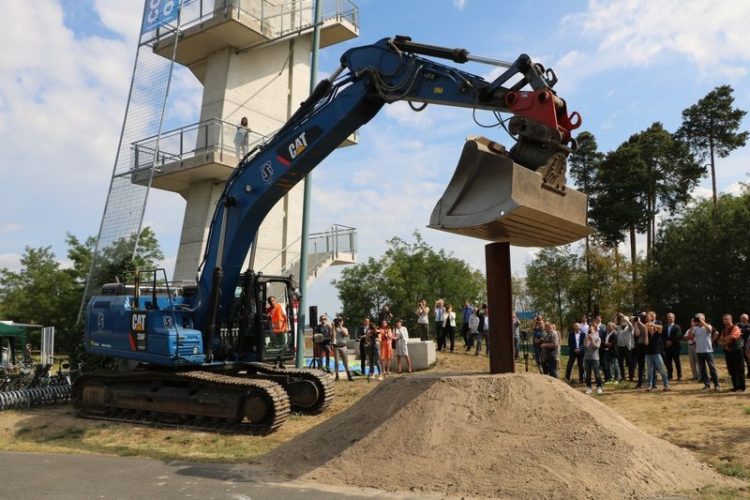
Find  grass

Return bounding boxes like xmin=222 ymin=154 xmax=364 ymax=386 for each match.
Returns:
xmin=715 ymin=462 xmax=750 ymax=480
xmin=744 ymin=406 xmax=750 ymax=415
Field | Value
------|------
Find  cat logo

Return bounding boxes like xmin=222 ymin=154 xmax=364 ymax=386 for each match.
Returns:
xmin=131 ymin=313 xmax=146 ymax=332
xmin=261 ymin=161 xmax=274 ymax=183
xmin=276 ymin=126 xmax=322 ymax=167
xmin=434 ymin=86 xmax=444 ymax=94
xmin=288 ymin=132 xmax=308 ymax=160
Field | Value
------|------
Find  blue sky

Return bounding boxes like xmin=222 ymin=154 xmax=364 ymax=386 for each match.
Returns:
xmin=2 ymin=0 xmax=749 ymax=317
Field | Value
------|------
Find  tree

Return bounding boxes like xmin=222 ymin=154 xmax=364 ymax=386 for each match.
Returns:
xmin=589 ymin=143 xmax=649 ymax=309
xmin=0 ymin=227 xmax=164 ymax=355
xmin=524 ymin=246 xmax=578 ymax=328
xmin=646 ymin=189 xmax=750 ymax=325
xmin=0 ymin=246 xmax=78 ymax=348
xmin=568 ymin=131 xmax=604 ymax=312
xmin=627 ymin=123 xmax=704 ymax=256
xmin=676 ymin=85 xmax=748 ymax=207
xmin=333 ymin=232 xmax=485 ymax=332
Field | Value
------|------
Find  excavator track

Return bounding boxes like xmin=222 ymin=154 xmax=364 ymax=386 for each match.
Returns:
xmin=72 ymin=370 xmax=290 ymax=435
xmin=244 ymin=363 xmax=335 ymax=415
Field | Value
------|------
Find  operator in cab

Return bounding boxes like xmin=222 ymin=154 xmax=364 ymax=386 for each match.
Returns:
xmin=266 ymin=296 xmax=288 ymax=347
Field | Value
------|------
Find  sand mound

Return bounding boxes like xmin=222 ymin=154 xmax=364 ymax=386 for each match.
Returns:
xmin=266 ymin=373 xmax=735 ymax=499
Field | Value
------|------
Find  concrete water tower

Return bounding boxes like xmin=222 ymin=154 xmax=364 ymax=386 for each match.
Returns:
xmin=138 ymin=0 xmax=359 ymax=282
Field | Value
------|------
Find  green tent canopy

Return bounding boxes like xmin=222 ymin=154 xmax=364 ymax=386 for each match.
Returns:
xmin=0 ymin=323 xmax=25 ymax=337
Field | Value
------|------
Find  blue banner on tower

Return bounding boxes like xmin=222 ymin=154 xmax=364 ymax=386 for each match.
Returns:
xmin=142 ymin=0 xmax=180 ymax=33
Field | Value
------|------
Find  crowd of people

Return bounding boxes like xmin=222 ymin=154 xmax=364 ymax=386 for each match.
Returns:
xmin=531 ymin=311 xmax=750 ymax=395
xmin=310 ymin=299 xmax=504 ymax=381
xmin=310 ymin=313 xmax=414 ymax=381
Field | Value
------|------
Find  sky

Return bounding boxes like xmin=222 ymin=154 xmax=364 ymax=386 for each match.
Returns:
xmin=2 ymin=0 xmax=750 ymax=317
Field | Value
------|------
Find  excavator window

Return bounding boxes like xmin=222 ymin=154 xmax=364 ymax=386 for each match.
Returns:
xmin=260 ymin=280 xmax=293 ymax=359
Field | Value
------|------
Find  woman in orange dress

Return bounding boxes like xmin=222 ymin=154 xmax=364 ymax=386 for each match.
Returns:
xmin=379 ymin=320 xmax=394 ymax=375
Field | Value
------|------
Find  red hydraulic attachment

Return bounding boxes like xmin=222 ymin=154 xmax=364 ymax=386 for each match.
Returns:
xmin=504 ymin=89 xmax=581 ymax=146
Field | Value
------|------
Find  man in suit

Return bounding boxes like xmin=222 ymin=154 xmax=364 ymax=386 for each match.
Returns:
xmin=662 ymin=312 xmax=683 ymax=381
xmin=565 ymin=322 xmax=585 ymax=383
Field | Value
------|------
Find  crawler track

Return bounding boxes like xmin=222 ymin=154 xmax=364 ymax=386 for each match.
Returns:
xmin=245 ymin=363 xmax=335 ymax=414
xmin=72 ymin=370 xmax=290 ymax=435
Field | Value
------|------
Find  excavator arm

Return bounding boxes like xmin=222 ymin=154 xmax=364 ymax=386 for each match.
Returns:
xmin=194 ymin=36 xmax=583 ymax=333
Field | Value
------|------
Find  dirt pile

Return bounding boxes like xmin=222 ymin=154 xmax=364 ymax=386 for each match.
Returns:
xmin=265 ymin=373 xmax=735 ymax=499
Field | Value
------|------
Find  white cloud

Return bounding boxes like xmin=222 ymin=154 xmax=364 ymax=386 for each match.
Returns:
xmin=0 ymin=254 xmax=22 ymax=272
xmin=453 ymin=0 xmax=467 ymax=11
xmin=383 ymin=101 xmax=434 ymax=128
xmin=563 ymin=0 xmax=750 ymax=78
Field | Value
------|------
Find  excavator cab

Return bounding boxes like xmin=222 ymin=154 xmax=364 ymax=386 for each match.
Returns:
xmin=429 ymin=136 xmax=590 ymax=246
xmin=230 ymin=272 xmax=297 ymax=363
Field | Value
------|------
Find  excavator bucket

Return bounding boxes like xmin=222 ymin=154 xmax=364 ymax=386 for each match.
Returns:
xmin=428 ymin=136 xmax=591 ymax=247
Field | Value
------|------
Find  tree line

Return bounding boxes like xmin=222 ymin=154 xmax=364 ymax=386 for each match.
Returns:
xmin=0 ymin=228 xmax=163 ymax=356
xmin=524 ymin=84 xmax=748 ymax=328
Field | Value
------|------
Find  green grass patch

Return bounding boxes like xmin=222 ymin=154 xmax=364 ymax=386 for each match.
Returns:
xmin=715 ymin=462 xmax=750 ymax=480
xmin=743 ymin=406 xmax=750 ymax=415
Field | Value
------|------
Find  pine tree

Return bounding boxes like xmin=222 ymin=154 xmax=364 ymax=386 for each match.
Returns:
xmin=676 ymin=85 xmax=748 ymax=207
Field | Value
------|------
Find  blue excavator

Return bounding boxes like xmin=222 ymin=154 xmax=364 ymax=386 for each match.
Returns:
xmin=74 ymin=36 xmax=586 ymax=434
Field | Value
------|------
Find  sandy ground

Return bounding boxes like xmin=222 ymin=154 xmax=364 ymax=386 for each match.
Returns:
xmin=266 ymin=372 xmax=739 ymax=499
xmin=0 ymin=350 xmax=748 ymax=499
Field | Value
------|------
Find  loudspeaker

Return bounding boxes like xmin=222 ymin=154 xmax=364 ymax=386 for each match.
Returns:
xmin=309 ymin=305 xmax=318 ymax=328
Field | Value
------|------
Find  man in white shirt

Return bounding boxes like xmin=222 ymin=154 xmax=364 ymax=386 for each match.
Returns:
xmin=686 ymin=313 xmax=719 ymax=390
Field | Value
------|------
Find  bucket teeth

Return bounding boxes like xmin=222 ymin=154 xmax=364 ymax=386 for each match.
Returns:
xmin=428 ymin=136 xmax=590 ymax=247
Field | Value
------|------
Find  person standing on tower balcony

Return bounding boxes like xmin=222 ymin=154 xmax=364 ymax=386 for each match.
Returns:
xmin=234 ymin=116 xmax=250 ymax=159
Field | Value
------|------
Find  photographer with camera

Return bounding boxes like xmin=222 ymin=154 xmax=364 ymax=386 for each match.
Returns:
xmin=416 ymin=299 xmax=429 ymax=342
xmin=738 ymin=313 xmax=750 ymax=379
xmin=532 ymin=316 xmax=545 ymax=371
xmin=602 ymin=321 xmax=619 ymax=383
xmin=645 ymin=315 xmax=669 ymax=391
xmin=313 ymin=315 xmax=332 ymax=371
xmin=686 ymin=314 xmax=720 ymax=391
xmin=718 ymin=314 xmax=745 ymax=392
xmin=540 ymin=322 xmax=560 ymax=378
xmin=332 ymin=317 xmax=353 ymax=382
xmin=633 ymin=312 xmax=650 ymax=388
xmin=583 ymin=325 xmax=604 ymax=395
xmin=615 ymin=313 xmax=635 ymax=382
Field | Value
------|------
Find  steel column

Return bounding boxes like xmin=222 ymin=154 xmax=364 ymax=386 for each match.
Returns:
xmin=486 ymin=242 xmax=514 ymax=374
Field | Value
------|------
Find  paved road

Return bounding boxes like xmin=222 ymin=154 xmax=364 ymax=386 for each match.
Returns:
xmin=0 ymin=451 xmax=429 ymax=500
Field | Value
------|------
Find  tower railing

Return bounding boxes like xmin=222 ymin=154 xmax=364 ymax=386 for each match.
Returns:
xmin=145 ymin=0 xmax=358 ymax=45
xmin=257 ymin=224 xmax=357 ymax=281
xmin=131 ymin=118 xmax=270 ymax=171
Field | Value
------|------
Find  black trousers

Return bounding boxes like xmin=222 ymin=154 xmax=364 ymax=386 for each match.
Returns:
xmin=664 ymin=346 xmax=682 ymax=380
xmin=435 ymin=322 xmax=445 ymax=350
xmin=444 ymin=325 xmax=455 ymax=352
xmin=617 ymin=346 xmax=634 ymax=381
xmin=565 ymin=350 xmax=584 ymax=382
xmin=600 ymin=349 xmax=613 ymax=381
xmin=359 ymin=343 xmax=367 ymax=374
xmin=725 ymin=349 xmax=746 ymax=391
xmin=635 ymin=343 xmax=647 ymax=385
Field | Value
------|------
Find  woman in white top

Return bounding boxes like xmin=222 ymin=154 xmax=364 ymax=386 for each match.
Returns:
xmin=444 ymin=303 xmax=457 ymax=353
xmin=393 ymin=319 xmax=412 ymax=373
xmin=234 ymin=117 xmax=250 ymax=158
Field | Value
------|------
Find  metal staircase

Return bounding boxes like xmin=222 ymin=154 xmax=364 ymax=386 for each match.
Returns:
xmin=256 ymin=224 xmax=356 ymax=285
